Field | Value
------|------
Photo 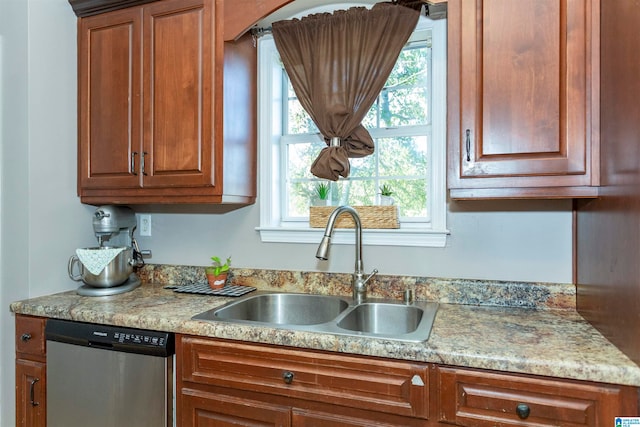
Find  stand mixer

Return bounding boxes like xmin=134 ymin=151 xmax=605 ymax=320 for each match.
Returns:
xmin=70 ymin=206 xmax=151 ymax=296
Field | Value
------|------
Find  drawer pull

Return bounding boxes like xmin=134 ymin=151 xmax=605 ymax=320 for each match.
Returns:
xmin=516 ymin=403 xmax=530 ymax=419
xmin=282 ymin=371 xmax=294 ymax=384
xmin=21 ymin=333 xmax=32 ymax=342
xmin=30 ymin=378 xmax=40 ymax=407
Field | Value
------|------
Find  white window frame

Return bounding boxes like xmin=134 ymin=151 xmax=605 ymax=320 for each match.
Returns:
xmin=256 ymin=9 xmax=448 ymax=248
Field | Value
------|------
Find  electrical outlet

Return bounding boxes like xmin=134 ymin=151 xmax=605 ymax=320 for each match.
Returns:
xmin=138 ymin=214 xmax=152 ymax=236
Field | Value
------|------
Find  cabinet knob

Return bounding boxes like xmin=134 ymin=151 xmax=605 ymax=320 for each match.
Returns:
xmin=516 ymin=403 xmax=530 ymax=419
xmin=20 ymin=333 xmax=32 ymax=342
xmin=282 ymin=371 xmax=294 ymax=384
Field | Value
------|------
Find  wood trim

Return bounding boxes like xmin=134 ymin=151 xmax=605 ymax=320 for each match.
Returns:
xmin=69 ymin=0 xmax=158 ymax=17
xmin=450 ymin=186 xmax=599 ymax=200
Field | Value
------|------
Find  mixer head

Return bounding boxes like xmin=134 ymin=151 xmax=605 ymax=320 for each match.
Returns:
xmin=93 ymin=206 xmax=137 ymax=245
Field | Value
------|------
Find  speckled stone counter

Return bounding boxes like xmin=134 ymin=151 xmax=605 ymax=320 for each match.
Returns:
xmin=10 ymin=266 xmax=640 ymax=387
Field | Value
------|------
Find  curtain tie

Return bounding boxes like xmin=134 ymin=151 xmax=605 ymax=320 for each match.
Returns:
xmin=330 ymin=137 xmax=342 ymax=147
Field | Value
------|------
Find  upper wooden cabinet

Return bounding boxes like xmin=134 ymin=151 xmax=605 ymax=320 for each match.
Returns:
xmin=77 ymin=0 xmax=256 ymax=207
xmin=447 ymin=0 xmax=600 ymax=199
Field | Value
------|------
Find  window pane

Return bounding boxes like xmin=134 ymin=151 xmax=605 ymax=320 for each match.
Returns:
xmin=286 ymin=181 xmax=314 ymax=217
xmin=383 ymin=179 xmax=427 ymax=218
xmin=287 ymin=97 xmax=318 ymax=134
xmin=287 ymin=141 xmax=323 ymax=180
xmin=378 ymin=136 xmax=428 ymax=177
xmin=339 ymin=180 xmax=377 ymax=206
xmin=379 ymin=86 xmax=428 ymax=127
xmin=347 ymin=155 xmax=376 ymax=179
xmin=364 ymin=43 xmax=429 ymax=128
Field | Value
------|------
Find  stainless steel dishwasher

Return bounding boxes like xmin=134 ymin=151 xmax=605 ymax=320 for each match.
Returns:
xmin=45 ymin=319 xmax=174 ymax=427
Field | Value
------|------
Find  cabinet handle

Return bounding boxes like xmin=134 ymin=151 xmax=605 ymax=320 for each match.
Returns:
xmin=29 ymin=378 xmax=40 ymax=407
xmin=516 ymin=403 xmax=530 ymax=419
xmin=141 ymin=152 xmax=148 ymax=176
xmin=282 ymin=371 xmax=294 ymax=384
xmin=131 ymin=152 xmax=138 ymax=176
xmin=20 ymin=333 xmax=32 ymax=342
xmin=465 ymin=129 xmax=471 ymax=161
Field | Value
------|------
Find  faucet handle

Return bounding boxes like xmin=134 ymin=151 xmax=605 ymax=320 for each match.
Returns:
xmin=363 ymin=268 xmax=378 ymax=285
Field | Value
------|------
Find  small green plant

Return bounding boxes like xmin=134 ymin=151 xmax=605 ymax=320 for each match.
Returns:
xmin=205 ymin=256 xmax=231 ymax=276
xmin=315 ymin=182 xmax=330 ymax=200
xmin=379 ymin=184 xmax=394 ymax=197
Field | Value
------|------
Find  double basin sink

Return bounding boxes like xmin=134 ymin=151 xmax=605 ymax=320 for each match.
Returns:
xmin=193 ymin=292 xmax=438 ymax=342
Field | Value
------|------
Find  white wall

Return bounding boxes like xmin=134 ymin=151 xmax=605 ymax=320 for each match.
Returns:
xmin=137 ymin=199 xmax=572 ymax=283
xmin=1 ymin=0 xmax=91 ymax=425
xmin=0 ymin=0 xmax=573 ymax=424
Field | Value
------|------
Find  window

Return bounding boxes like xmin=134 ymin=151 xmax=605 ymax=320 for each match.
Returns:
xmin=257 ymin=7 xmax=448 ymax=247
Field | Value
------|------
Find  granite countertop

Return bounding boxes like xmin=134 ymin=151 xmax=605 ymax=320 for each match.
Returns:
xmin=10 ymin=272 xmax=640 ymax=388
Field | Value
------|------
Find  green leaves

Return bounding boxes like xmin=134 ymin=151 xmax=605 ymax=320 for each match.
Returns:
xmin=206 ymin=256 xmax=231 ymax=276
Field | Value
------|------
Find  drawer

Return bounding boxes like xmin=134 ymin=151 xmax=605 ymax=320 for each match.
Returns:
xmin=15 ymin=315 xmax=46 ymax=358
xmin=179 ymin=336 xmax=429 ymax=419
xmin=437 ymin=366 xmax=637 ymax=427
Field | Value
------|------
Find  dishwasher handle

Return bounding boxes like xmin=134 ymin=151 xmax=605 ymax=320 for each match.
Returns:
xmin=88 ymin=341 xmax=114 ymax=350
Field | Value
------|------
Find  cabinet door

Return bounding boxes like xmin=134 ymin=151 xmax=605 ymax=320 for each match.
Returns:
xmin=180 ymin=387 xmax=291 ymax=426
xmin=78 ymin=7 xmax=143 ymax=190
xmin=291 ymin=409 xmax=412 ymax=427
xmin=15 ymin=359 xmax=46 ymax=427
xmin=437 ymin=366 xmax=638 ymax=426
xmin=142 ymin=0 xmax=214 ymax=189
xmin=448 ymin=0 xmax=598 ymax=198
xmin=180 ymin=336 xmax=429 ymax=420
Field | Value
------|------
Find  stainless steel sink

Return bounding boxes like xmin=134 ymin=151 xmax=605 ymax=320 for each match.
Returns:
xmin=196 ymin=293 xmax=350 ymax=325
xmin=193 ymin=292 xmax=438 ymax=343
xmin=336 ymin=303 xmax=424 ymax=335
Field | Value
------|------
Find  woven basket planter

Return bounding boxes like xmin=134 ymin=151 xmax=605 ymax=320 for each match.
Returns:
xmin=309 ymin=206 xmax=399 ymax=229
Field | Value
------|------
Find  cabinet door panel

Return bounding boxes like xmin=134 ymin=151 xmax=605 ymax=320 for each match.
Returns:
xmin=448 ymin=0 xmax=597 ymax=195
xmin=143 ymin=0 xmax=214 ymax=188
xmin=15 ymin=359 xmax=46 ymax=427
xmin=438 ymin=366 xmax=637 ymax=426
xmin=180 ymin=387 xmax=291 ymax=427
xmin=78 ymin=8 xmax=142 ymax=190
xmin=461 ymin=0 xmax=586 ymax=177
xmin=292 ymin=408 xmax=409 ymax=427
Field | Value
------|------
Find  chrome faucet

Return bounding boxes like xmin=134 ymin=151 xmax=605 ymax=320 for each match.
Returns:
xmin=315 ymin=206 xmax=378 ymax=304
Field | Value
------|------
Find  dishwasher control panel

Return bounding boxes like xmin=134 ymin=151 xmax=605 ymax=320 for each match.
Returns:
xmin=46 ymin=319 xmax=174 ymax=357
xmin=113 ymin=331 xmax=167 ymax=347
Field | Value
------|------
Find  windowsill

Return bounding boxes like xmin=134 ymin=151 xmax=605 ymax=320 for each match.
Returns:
xmin=256 ymin=226 xmax=449 ymax=247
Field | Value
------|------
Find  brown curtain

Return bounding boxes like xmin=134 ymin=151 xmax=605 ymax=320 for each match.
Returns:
xmin=272 ymin=3 xmax=420 ymax=181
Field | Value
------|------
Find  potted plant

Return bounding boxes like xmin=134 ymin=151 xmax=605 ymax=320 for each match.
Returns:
xmin=312 ymin=182 xmax=331 ymax=206
xmin=205 ymin=256 xmax=231 ymax=289
xmin=378 ymin=184 xmax=395 ymax=206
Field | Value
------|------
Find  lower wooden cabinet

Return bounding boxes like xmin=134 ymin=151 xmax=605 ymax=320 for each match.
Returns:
xmin=437 ymin=366 xmax=638 ymax=426
xmin=177 ymin=335 xmax=639 ymax=427
xmin=13 ymin=324 xmax=640 ymax=427
xmin=176 ymin=335 xmax=431 ymax=426
xmin=15 ymin=315 xmax=47 ymax=427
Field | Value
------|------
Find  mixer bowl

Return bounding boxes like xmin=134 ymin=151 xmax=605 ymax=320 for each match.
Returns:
xmin=68 ymin=247 xmax=134 ymax=288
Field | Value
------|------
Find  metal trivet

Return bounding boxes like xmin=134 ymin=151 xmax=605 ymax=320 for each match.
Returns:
xmin=165 ymin=282 xmax=256 ymax=297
